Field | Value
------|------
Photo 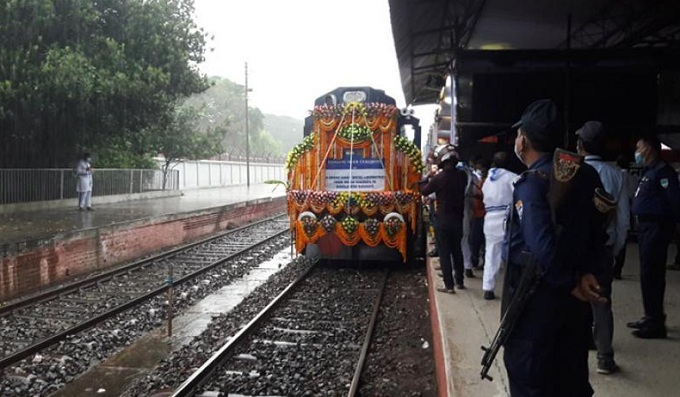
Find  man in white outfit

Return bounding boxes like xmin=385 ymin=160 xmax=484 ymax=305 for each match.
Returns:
xmin=481 ymin=152 xmax=517 ymax=300
xmin=77 ymin=152 xmax=94 ymax=211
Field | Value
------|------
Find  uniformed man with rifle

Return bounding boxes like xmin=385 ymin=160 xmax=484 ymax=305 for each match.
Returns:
xmin=480 ymin=99 xmax=612 ymax=396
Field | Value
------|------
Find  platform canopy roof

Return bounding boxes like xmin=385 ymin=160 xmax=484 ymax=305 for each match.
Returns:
xmin=390 ymin=0 xmax=680 ymax=106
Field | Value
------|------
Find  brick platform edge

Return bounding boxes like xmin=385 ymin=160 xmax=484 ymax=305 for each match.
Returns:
xmin=0 ymin=196 xmax=286 ymax=301
xmin=427 ymin=255 xmax=448 ymax=397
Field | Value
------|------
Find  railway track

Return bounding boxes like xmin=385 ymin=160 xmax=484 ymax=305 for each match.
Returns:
xmin=167 ymin=264 xmax=388 ymax=397
xmin=0 ymin=214 xmax=291 ymax=370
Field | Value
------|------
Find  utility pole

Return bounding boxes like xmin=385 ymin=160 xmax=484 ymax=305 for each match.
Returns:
xmin=245 ymin=62 xmax=252 ymax=188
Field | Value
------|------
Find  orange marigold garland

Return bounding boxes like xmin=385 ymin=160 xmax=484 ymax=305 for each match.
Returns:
xmin=293 ymin=215 xmax=408 ymax=262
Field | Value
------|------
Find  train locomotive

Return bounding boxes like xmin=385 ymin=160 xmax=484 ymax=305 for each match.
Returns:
xmin=286 ymin=87 xmax=426 ymax=263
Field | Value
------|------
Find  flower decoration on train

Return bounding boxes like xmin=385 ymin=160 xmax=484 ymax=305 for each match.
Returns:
xmin=320 ymin=214 xmax=337 ymax=233
xmin=340 ymin=216 xmax=359 ymax=234
xmin=362 ymin=218 xmax=380 ymax=238
xmin=394 ymin=135 xmax=425 ymax=174
xmin=312 ymin=103 xmax=400 ymax=120
xmin=384 ymin=213 xmax=404 ymax=237
xmin=289 ymin=189 xmax=418 ymax=218
xmin=339 ymin=123 xmax=372 ymax=141
xmin=285 ymin=133 xmax=316 ymax=171
xmin=342 ymin=102 xmax=369 ymax=118
xmin=298 ymin=212 xmax=319 ymax=238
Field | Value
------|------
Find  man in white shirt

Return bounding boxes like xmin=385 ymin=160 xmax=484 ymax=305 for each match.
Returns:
xmin=481 ymin=152 xmax=517 ymax=300
xmin=76 ymin=152 xmax=94 ymax=211
xmin=576 ymin=121 xmax=629 ymax=374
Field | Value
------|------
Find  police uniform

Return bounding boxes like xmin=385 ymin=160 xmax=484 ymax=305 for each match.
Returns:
xmin=502 ymin=100 xmax=606 ymax=397
xmin=630 ymin=159 xmax=680 ymax=336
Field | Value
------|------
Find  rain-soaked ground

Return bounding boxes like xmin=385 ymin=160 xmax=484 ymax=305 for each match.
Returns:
xmin=0 ymin=184 xmax=285 ymax=246
xmin=49 ymin=247 xmax=294 ymax=397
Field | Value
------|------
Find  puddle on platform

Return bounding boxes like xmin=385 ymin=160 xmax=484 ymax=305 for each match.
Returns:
xmin=170 ymin=247 xmax=293 ymax=347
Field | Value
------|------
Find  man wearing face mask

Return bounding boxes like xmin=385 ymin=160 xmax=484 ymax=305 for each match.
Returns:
xmin=76 ymin=152 xmax=94 ymax=211
xmin=627 ymin=135 xmax=680 ymax=339
xmin=502 ymin=99 xmax=607 ymax=396
xmin=575 ymin=121 xmax=629 ymax=374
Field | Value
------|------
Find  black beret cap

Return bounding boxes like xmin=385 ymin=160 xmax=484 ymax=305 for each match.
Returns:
xmin=575 ymin=121 xmax=605 ymax=143
xmin=512 ymin=99 xmax=560 ymax=151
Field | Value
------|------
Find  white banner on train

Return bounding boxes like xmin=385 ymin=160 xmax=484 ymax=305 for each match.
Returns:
xmin=325 ymin=153 xmax=385 ymax=192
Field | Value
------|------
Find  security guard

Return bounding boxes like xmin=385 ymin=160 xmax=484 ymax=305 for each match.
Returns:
xmin=627 ymin=135 xmax=680 ymax=339
xmin=503 ymin=99 xmax=607 ymax=396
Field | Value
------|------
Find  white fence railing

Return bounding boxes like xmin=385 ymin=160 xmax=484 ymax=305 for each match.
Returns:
xmin=164 ymin=160 xmax=285 ymax=189
xmin=0 ymin=168 xmax=179 ymax=205
xmin=0 ymin=161 xmax=286 ymax=205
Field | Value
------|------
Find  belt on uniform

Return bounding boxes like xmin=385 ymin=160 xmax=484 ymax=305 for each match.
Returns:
xmin=635 ymin=214 xmax=666 ymax=223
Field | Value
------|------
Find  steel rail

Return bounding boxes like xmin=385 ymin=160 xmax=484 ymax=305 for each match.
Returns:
xmin=171 ymin=259 xmax=319 ymax=397
xmin=347 ymin=270 xmax=389 ymax=397
xmin=0 ymin=224 xmax=290 ymax=369
xmin=0 ymin=213 xmax=287 ymax=317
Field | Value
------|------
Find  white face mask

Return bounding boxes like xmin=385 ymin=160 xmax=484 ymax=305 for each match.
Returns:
xmin=514 ymin=144 xmax=523 ymax=164
xmin=514 ymin=134 xmax=524 ymax=165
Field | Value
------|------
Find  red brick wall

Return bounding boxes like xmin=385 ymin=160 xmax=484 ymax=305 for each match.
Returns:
xmin=0 ymin=197 xmax=285 ymax=301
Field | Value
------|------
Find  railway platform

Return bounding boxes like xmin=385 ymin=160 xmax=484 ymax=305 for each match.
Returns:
xmin=0 ymin=184 xmax=286 ymax=301
xmin=427 ymin=241 xmax=680 ymax=397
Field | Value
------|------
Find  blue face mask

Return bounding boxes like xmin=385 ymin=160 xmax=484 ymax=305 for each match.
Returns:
xmin=634 ymin=152 xmax=644 ymax=166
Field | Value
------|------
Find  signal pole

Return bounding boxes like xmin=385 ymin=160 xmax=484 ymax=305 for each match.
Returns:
xmin=245 ymin=62 xmax=251 ymax=188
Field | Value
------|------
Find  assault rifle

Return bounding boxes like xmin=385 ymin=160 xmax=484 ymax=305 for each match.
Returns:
xmin=479 ymin=149 xmax=585 ymax=381
xmin=480 ymin=251 xmax=542 ymax=381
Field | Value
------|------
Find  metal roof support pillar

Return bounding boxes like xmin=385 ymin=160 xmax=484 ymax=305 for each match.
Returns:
xmin=450 ymin=61 xmax=459 ymax=148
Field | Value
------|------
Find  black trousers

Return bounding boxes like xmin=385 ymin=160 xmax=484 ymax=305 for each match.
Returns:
xmin=434 ymin=217 xmax=464 ymax=289
xmin=504 ymin=285 xmax=593 ymax=397
xmin=637 ymin=221 xmax=674 ymax=325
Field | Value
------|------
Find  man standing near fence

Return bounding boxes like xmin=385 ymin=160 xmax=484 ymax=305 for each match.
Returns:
xmin=77 ymin=153 xmax=94 ymax=211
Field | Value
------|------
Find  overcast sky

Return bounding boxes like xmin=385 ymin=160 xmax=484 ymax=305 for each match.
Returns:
xmin=192 ymin=0 xmax=434 ymax=124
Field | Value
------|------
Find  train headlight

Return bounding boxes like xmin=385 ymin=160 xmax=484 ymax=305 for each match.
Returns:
xmin=298 ymin=211 xmax=317 ymax=221
xmin=342 ymin=90 xmax=367 ymax=103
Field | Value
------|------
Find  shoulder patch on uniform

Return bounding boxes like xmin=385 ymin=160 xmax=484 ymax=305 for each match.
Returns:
xmin=553 ymin=149 xmax=583 ymax=182
xmin=661 ymin=178 xmax=669 ymax=189
xmin=515 ymin=200 xmax=524 ymax=222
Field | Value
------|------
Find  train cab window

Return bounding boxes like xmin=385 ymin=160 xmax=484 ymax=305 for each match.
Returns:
xmin=324 ymin=94 xmax=337 ymax=106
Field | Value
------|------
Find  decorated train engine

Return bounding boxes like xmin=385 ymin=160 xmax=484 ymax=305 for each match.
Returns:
xmin=286 ymin=87 xmax=426 ymax=263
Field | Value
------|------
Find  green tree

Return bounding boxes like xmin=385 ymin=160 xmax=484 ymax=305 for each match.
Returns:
xmin=150 ymin=106 xmax=225 ymax=189
xmin=0 ymin=0 xmax=209 ymax=168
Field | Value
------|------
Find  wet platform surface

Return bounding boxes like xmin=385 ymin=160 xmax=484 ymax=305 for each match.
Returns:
xmin=428 ymin=241 xmax=680 ymax=397
xmin=0 ymin=184 xmax=286 ymax=246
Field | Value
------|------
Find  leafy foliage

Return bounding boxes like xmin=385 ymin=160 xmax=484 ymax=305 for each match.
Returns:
xmin=150 ymin=106 xmax=226 ymax=188
xmin=0 ymin=0 xmax=209 ymax=168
